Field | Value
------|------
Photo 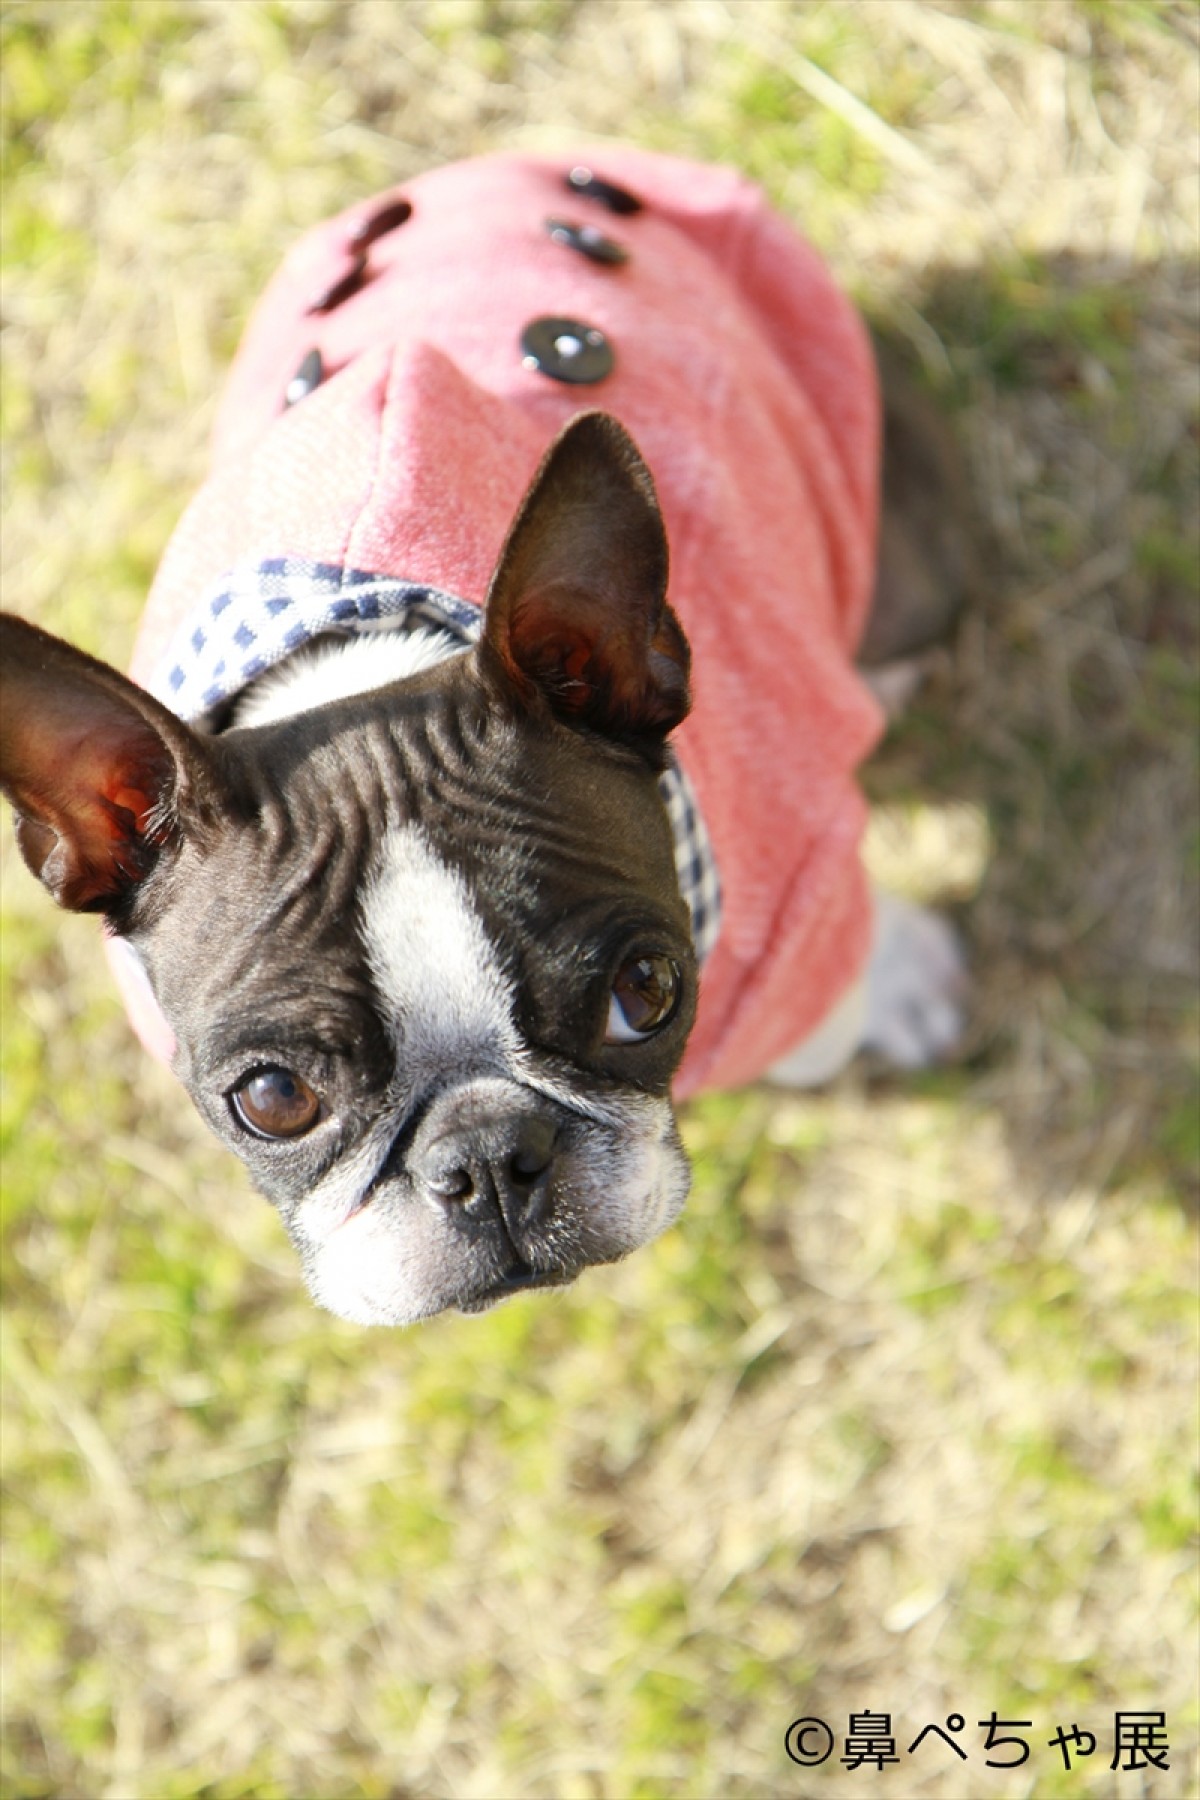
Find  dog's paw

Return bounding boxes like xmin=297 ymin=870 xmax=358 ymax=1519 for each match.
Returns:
xmin=861 ymin=889 xmax=967 ymax=1070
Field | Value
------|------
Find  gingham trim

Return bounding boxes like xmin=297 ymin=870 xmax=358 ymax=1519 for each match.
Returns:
xmin=149 ymin=556 xmax=481 ymax=720
xmin=150 ymin=557 xmax=721 ymax=962
xmin=658 ymin=755 xmax=722 ymax=964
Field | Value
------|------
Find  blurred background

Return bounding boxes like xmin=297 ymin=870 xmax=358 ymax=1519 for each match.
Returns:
xmin=1 ymin=3 xmax=1196 ymax=1796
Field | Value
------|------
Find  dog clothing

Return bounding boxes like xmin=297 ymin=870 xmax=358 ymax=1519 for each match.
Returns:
xmin=115 ymin=148 xmax=883 ymax=1097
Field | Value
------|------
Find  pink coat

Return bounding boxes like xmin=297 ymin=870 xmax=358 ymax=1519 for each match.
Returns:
xmin=116 ymin=148 xmax=883 ymax=1097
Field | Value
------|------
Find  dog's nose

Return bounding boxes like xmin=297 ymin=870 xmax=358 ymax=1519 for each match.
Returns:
xmin=415 ymin=1107 xmax=559 ymax=1231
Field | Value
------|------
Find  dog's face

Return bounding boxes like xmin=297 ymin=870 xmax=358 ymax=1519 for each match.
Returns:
xmin=1 ymin=415 xmax=700 ymax=1324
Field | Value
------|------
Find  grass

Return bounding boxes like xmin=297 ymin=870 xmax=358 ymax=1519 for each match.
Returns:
xmin=2 ymin=2 xmax=1197 ymax=1796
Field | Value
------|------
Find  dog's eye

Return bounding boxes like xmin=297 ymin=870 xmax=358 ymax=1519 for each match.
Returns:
xmin=229 ymin=1066 xmax=321 ymax=1140
xmin=605 ymin=955 xmax=681 ymax=1043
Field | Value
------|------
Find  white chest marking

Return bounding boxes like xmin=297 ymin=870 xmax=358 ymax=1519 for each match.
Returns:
xmin=232 ymin=629 xmax=465 ymax=729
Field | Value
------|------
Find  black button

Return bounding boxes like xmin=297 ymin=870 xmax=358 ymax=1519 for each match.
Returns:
xmin=347 ymin=196 xmax=413 ymax=249
xmin=544 ymin=217 xmax=629 ymax=266
xmin=564 ymin=166 xmax=643 ymax=215
xmin=305 ymin=253 xmax=368 ymax=315
xmin=521 ymin=316 xmax=614 ymax=385
xmin=285 ymin=348 xmax=324 ymax=407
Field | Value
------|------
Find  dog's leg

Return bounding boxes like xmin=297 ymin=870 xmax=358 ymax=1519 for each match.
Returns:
xmin=767 ymin=889 xmax=967 ymax=1088
xmin=764 ymin=969 xmax=869 ymax=1088
xmin=858 ymin=887 xmax=967 ymax=1069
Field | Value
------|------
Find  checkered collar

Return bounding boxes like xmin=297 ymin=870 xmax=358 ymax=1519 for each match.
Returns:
xmin=148 ymin=556 xmax=722 ymax=964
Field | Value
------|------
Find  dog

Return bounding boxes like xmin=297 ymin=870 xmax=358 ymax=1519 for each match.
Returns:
xmin=1 ymin=150 xmax=967 ymax=1325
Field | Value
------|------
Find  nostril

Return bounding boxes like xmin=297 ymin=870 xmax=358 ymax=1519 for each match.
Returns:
xmin=427 ymin=1166 xmax=474 ymax=1201
xmin=508 ymin=1118 xmax=557 ymax=1187
xmin=509 ymin=1146 xmax=550 ymax=1186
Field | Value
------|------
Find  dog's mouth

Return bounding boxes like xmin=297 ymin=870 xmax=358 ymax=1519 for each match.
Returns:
xmin=457 ymin=1258 xmax=579 ymax=1313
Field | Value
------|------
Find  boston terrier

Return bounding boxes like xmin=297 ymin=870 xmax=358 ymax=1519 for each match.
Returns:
xmin=0 ymin=150 xmax=967 ymax=1325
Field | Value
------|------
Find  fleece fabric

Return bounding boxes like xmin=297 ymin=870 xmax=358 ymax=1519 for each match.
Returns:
xmin=114 ymin=147 xmax=884 ymax=1097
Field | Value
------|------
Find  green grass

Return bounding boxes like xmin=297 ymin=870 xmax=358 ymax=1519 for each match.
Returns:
xmin=2 ymin=2 xmax=1198 ymax=1796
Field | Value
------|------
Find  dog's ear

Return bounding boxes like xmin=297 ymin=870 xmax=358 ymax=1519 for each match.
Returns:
xmin=0 ymin=613 xmax=221 ymax=913
xmin=480 ymin=412 xmax=691 ymax=750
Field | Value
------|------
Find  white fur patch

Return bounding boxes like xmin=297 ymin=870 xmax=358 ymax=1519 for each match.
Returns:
xmin=359 ymin=824 xmax=521 ymax=1081
xmin=311 ymin=1200 xmax=442 ymax=1326
xmin=232 ymin=628 xmax=464 ymax=729
xmin=289 ymin=826 xmax=523 ymax=1253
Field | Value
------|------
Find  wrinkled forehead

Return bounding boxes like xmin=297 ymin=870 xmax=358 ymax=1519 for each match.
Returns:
xmin=438 ymin=735 xmax=685 ymax=915
xmin=138 ymin=684 xmax=688 ymax=1059
xmin=360 ymin=670 xmax=689 ymax=927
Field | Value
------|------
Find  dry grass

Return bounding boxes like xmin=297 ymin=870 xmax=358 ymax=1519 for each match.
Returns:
xmin=1 ymin=3 xmax=1197 ymax=1797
